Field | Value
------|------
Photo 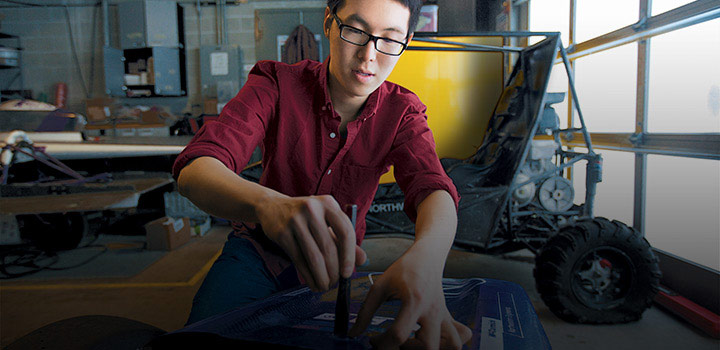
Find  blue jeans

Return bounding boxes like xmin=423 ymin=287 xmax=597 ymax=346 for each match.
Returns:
xmin=186 ymin=234 xmax=284 ymax=325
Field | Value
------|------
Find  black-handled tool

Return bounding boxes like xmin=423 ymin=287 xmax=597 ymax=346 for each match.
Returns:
xmin=334 ymin=204 xmax=356 ymax=338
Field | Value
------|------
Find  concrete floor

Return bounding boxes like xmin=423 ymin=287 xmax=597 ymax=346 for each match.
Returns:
xmin=1 ymin=226 xmax=718 ymax=349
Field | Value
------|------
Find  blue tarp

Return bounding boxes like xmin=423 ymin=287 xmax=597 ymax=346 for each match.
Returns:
xmin=155 ymin=273 xmax=551 ymax=350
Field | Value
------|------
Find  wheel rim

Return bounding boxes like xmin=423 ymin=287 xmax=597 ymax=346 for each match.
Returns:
xmin=571 ymin=247 xmax=635 ymax=309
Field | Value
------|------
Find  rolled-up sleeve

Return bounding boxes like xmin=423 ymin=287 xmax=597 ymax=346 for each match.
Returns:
xmin=387 ymin=104 xmax=460 ymax=222
xmin=172 ymin=62 xmax=279 ymax=179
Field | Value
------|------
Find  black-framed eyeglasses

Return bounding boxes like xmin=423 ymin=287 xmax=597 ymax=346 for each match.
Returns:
xmin=332 ymin=13 xmax=408 ymax=56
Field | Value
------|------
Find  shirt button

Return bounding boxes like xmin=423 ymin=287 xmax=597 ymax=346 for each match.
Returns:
xmin=321 ymin=106 xmax=327 ymax=111
xmin=329 ymin=132 xmax=336 ymax=139
xmin=327 ymin=169 xmax=332 ymax=175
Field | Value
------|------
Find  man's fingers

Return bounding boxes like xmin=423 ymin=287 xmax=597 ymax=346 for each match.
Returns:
xmin=453 ymin=319 xmax=473 ymax=344
xmin=396 ymin=318 xmax=466 ymax=350
xmin=414 ymin=316 xmax=441 ymax=350
xmin=290 ymin=222 xmax=330 ymax=290
xmin=388 ymin=319 xmax=472 ymax=350
xmin=305 ymin=204 xmax=339 ymax=287
xmin=440 ymin=318 xmax=463 ymax=350
xmin=372 ymin=301 xmax=419 ymax=349
xmin=329 ymin=225 xmax=367 ymax=268
xmin=278 ymin=233 xmax=318 ymax=291
xmin=324 ymin=204 xmax=356 ymax=277
xmin=348 ymin=283 xmax=386 ymax=337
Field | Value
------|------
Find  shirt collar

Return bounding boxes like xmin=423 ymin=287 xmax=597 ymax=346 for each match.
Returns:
xmin=318 ymin=56 xmax=381 ymax=121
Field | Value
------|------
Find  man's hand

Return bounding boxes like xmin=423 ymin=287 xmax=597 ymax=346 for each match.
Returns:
xmin=256 ymin=195 xmax=367 ymax=291
xmin=348 ymin=244 xmax=472 ymax=349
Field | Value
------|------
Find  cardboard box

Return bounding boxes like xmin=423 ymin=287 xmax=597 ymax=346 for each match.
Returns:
xmin=85 ymin=97 xmax=117 ymax=123
xmin=147 ymin=57 xmax=155 ymax=85
xmin=203 ymin=98 xmax=219 ymax=115
xmin=145 ymin=216 xmax=191 ymax=251
xmin=140 ymin=110 xmax=166 ymax=124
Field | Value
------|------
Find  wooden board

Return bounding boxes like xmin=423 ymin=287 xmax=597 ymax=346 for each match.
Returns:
xmin=0 ymin=174 xmax=173 ymax=215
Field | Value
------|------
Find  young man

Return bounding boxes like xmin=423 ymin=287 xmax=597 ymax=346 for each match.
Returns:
xmin=174 ymin=0 xmax=472 ymax=348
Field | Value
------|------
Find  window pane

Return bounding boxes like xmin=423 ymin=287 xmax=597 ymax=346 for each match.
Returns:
xmin=646 ymin=155 xmax=720 ymax=271
xmin=529 ymin=0 xmax=570 ymax=45
xmin=573 ymin=43 xmax=637 ymax=132
xmin=576 ymin=0 xmax=639 ymax=43
xmin=547 ymin=63 xmax=570 ymax=129
xmin=652 ymin=0 xmax=695 ymax=16
xmin=571 ymin=148 xmax=635 ymax=227
xmin=648 ymin=19 xmax=720 ymax=133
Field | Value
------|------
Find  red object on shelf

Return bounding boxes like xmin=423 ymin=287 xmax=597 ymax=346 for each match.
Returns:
xmin=202 ymin=115 xmax=219 ymax=124
xmin=655 ymin=286 xmax=720 ymax=338
xmin=188 ymin=117 xmax=199 ymax=134
xmin=54 ymin=82 xmax=67 ymax=109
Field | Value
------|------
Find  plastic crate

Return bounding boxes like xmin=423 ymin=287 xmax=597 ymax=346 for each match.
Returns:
xmin=164 ymin=191 xmax=209 ymax=222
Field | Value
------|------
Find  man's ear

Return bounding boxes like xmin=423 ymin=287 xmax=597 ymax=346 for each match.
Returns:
xmin=406 ymin=33 xmax=414 ymax=45
xmin=323 ymin=7 xmax=332 ymax=38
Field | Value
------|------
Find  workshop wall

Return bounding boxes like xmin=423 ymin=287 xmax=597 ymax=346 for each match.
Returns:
xmin=182 ymin=1 xmax=325 ymax=113
xmin=0 ymin=4 xmax=107 ymax=113
xmin=0 ymin=1 xmax=325 ymax=115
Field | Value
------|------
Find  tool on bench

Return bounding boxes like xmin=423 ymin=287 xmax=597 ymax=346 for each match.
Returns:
xmin=334 ymin=204 xmax=356 ymax=338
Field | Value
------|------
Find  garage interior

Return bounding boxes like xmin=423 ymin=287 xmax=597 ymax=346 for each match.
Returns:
xmin=0 ymin=0 xmax=718 ymax=349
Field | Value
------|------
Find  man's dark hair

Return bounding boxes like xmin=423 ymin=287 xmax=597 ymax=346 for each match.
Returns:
xmin=327 ymin=0 xmax=424 ymax=36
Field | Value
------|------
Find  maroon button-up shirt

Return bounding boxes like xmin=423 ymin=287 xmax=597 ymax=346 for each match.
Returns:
xmin=173 ymin=58 xmax=459 ymax=283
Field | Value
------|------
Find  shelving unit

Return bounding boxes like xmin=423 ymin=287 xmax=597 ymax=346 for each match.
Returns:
xmin=104 ymin=0 xmax=186 ymax=98
xmin=0 ymin=32 xmax=24 ymax=95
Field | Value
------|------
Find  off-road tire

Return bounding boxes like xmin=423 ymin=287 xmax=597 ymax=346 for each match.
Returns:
xmin=534 ymin=217 xmax=661 ymax=323
xmin=18 ymin=212 xmax=88 ymax=251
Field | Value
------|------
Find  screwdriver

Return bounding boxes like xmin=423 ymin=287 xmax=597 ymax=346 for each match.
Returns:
xmin=334 ymin=204 xmax=356 ymax=338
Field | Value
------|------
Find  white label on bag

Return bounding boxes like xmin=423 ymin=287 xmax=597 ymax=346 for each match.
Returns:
xmin=173 ymin=218 xmax=184 ymax=232
xmin=480 ymin=316 xmax=504 ymax=350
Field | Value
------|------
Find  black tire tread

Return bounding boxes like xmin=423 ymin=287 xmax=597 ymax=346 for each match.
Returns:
xmin=534 ymin=217 xmax=661 ymax=324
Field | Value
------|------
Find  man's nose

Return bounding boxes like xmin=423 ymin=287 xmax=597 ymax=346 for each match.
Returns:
xmin=358 ymin=39 xmax=377 ymax=62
